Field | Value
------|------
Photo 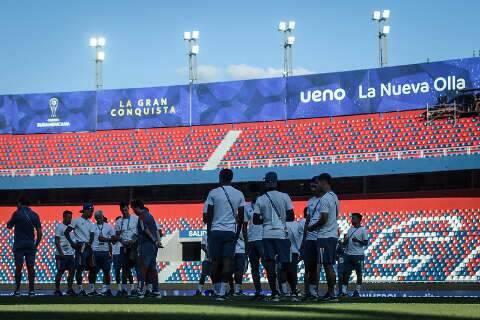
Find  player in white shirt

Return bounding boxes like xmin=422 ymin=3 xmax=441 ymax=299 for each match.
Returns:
xmin=232 ymin=225 xmax=248 ymax=296
xmin=112 ymin=216 xmax=123 ymax=296
xmin=64 ymin=203 xmax=95 ymax=296
xmin=284 ymin=217 xmax=305 ymax=301
xmin=307 ymin=173 xmax=340 ymax=302
xmin=54 ymin=210 xmax=76 ymax=296
xmin=203 ymin=169 xmax=246 ymax=301
xmin=302 ymin=176 xmax=323 ymax=299
xmin=195 ymin=231 xmax=211 ymax=296
xmin=245 ymin=185 xmax=264 ymax=300
xmin=253 ymin=172 xmax=295 ymax=302
xmin=115 ymin=202 xmax=139 ymax=296
xmin=89 ymin=210 xmax=115 ymax=296
xmin=340 ymin=213 xmax=368 ymax=298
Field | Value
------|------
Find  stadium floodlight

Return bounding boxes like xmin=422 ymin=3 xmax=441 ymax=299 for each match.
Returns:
xmin=191 ymin=30 xmax=200 ymax=39
xmin=89 ymin=36 xmax=106 ymax=90
xmin=89 ymin=37 xmax=98 ymax=47
xmin=372 ymin=10 xmax=391 ymax=67
xmin=190 ymin=45 xmax=199 ymax=55
xmin=97 ymin=37 xmax=106 ymax=47
xmin=183 ymin=31 xmax=191 ymax=40
xmin=96 ymin=51 xmax=105 ymax=61
xmin=382 ymin=9 xmax=391 ymax=19
xmin=288 ymin=21 xmax=296 ymax=30
xmin=279 ymin=20 xmax=295 ymax=77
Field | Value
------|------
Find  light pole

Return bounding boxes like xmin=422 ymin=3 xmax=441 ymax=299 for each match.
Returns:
xmin=184 ymin=31 xmax=199 ymax=127
xmin=372 ymin=10 xmax=390 ymax=67
xmin=89 ymin=37 xmax=106 ymax=90
xmin=278 ymin=21 xmax=295 ymax=77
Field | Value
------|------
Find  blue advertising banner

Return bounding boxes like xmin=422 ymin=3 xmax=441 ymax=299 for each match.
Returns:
xmin=10 ymin=91 xmax=96 ymax=134
xmin=287 ymin=57 xmax=480 ymax=119
xmin=179 ymin=229 xmax=207 ymax=239
xmin=0 ymin=95 xmax=13 ymax=134
xmin=192 ymin=77 xmax=286 ymax=125
xmin=96 ymin=85 xmax=190 ymax=130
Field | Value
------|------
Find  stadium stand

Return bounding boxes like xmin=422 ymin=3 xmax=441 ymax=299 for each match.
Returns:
xmin=0 ymin=197 xmax=478 ymax=283
xmin=0 ymin=110 xmax=478 ymax=176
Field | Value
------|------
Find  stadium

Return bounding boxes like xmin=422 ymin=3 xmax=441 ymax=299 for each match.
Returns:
xmin=0 ymin=1 xmax=479 ymax=320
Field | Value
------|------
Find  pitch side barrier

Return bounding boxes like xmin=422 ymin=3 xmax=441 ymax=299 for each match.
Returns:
xmin=0 ymin=57 xmax=479 ymax=134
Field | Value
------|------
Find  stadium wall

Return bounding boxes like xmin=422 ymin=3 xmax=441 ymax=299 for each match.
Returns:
xmin=0 ymin=154 xmax=479 ymax=190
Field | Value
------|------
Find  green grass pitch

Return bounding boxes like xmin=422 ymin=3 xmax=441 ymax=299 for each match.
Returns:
xmin=0 ymin=296 xmax=478 ymax=320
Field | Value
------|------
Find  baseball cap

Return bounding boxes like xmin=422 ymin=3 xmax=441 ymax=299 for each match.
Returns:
xmin=264 ymin=171 xmax=278 ymax=183
xmin=80 ymin=203 xmax=94 ymax=213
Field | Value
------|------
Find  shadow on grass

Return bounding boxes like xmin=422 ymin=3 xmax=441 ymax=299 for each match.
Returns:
xmin=0 ymin=297 xmax=478 ymax=320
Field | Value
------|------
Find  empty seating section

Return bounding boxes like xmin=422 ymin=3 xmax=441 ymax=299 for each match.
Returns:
xmin=0 ymin=207 xmax=478 ymax=283
xmin=0 ymin=111 xmax=478 ymax=175
xmin=223 ymin=111 xmax=480 ymax=165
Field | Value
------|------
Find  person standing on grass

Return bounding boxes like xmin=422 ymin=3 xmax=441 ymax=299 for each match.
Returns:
xmin=131 ymin=199 xmax=162 ymax=298
xmin=301 ymin=176 xmax=323 ymax=300
xmin=115 ymin=202 xmax=139 ymax=296
xmin=232 ymin=223 xmax=248 ymax=296
xmin=339 ymin=212 xmax=368 ymax=298
xmin=245 ymin=186 xmax=264 ymax=300
xmin=195 ymin=230 xmax=212 ymax=296
xmin=64 ymin=203 xmax=94 ymax=296
xmin=307 ymin=173 xmax=340 ymax=302
xmin=54 ymin=210 xmax=76 ymax=296
xmin=203 ymin=169 xmax=246 ymax=301
xmin=7 ymin=198 xmax=42 ymax=296
xmin=284 ymin=214 xmax=305 ymax=301
xmin=253 ymin=171 xmax=295 ymax=302
xmin=89 ymin=210 xmax=115 ymax=296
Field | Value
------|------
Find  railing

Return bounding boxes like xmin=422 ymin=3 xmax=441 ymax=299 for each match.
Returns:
xmin=0 ymin=144 xmax=478 ymax=178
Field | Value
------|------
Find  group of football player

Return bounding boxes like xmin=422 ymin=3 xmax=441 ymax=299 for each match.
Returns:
xmin=6 ymin=169 xmax=367 ymax=300
xmin=198 ymin=169 xmax=368 ymax=302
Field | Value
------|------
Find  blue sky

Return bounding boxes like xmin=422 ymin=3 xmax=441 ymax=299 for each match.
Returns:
xmin=0 ymin=0 xmax=479 ymax=94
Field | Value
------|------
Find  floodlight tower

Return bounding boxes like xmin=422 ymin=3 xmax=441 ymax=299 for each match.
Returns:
xmin=278 ymin=21 xmax=296 ymax=77
xmin=89 ymin=37 xmax=106 ymax=90
xmin=184 ymin=31 xmax=199 ymax=127
xmin=184 ymin=31 xmax=199 ymax=84
xmin=372 ymin=10 xmax=390 ymax=67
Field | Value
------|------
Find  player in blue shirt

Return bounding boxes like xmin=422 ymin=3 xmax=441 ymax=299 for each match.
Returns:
xmin=7 ymin=198 xmax=42 ymax=296
xmin=131 ymin=199 xmax=162 ymax=298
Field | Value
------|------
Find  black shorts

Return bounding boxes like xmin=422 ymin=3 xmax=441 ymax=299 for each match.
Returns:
xmin=56 ymin=255 xmax=75 ymax=271
xmin=343 ymin=254 xmax=364 ymax=273
xmin=302 ymin=240 xmax=318 ymax=263
xmin=317 ymin=237 xmax=338 ymax=265
xmin=14 ymin=248 xmax=36 ymax=267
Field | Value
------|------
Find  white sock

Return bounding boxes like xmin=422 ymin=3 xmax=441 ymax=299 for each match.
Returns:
xmin=309 ymin=285 xmax=317 ymax=296
xmin=281 ymin=282 xmax=289 ymax=295
xmin=356 ymin=284 xmax=361 ymax=292
xmin=198 ymin=284 xmax=203 ymax=292
xmin=342 ymin=285 xmax=347 ymax=293
xmin=234 ymin=284 xmax=241 ymax=293
xmin=147 ymin=284 xmax=153 ymax=292
xmin=79 ymin=284 xmax=84 ymax=291
xmin=219 ymin=282 xmax=227 ymax=296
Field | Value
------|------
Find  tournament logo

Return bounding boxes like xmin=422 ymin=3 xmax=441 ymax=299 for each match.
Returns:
xmin=49 ymin=97 xmax=59 ymax=119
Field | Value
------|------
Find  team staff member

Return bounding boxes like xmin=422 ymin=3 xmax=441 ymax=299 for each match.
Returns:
xmin=308 ymin=173 xmax=340 ymax=302
xmin=131 ymin=199 xmax=162 ymax=298
xmin=203 ymin=169 xmax=246 ymax=301
xmin=340 ymin=213 xmax=368 ymax=297
xmin=65 ymin=203 xmax=95 ymax=296
xmin=253 ymin=172 xmax=295 ymax=302
xmin=196 ymin=230 xmax=211 ymax=296
xmin=112 ymin=216 xmax=123 ymax=296
xmin=115 ymin=202 xmax=139 ymax=296
xmin=89 ymin=210 xmax=115 ymax=296
xmin=54 ymin=210 xmax=75 ymax=296
xmin=232 ymin=225 xmax=248 ymax=296
xmin=7 ymin=198 xmax=42 ymax=296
